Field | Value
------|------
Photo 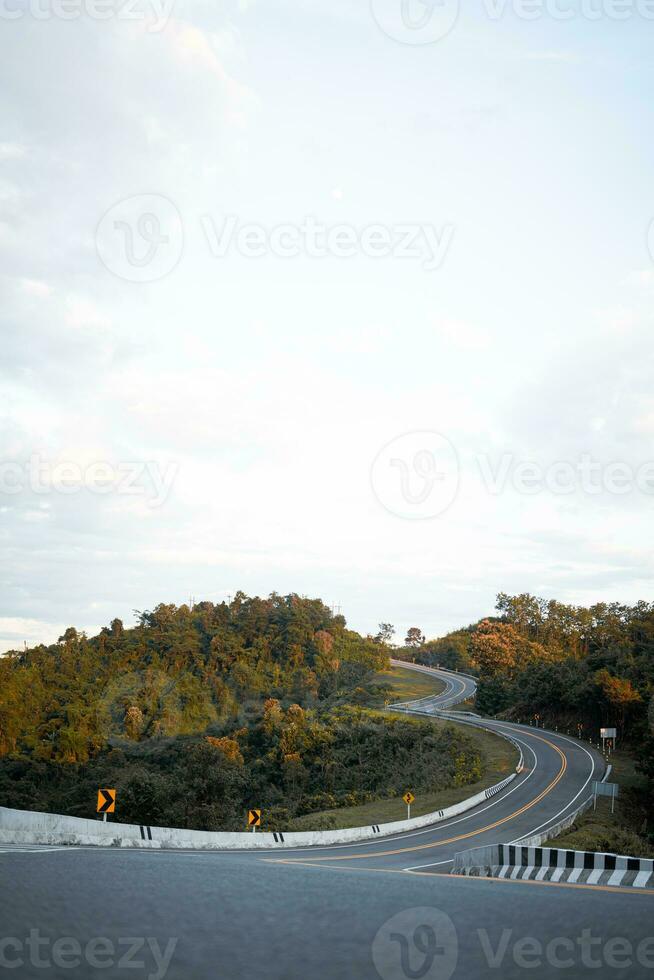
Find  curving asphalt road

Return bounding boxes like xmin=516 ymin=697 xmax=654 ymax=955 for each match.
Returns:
xmin=260 ymin=661 xmax=606 ymax=874
xmin=2 ymin=662 xmax=652 ymax=980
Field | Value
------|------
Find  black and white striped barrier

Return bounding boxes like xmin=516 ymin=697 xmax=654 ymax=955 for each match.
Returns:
xmin=452 ymin=843 xmax=654 ymax=889
xmin=484 ymin=775 xmax=515 ymax=799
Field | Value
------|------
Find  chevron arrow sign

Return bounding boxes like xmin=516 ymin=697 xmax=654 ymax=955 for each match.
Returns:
xmin=97 ymin=789 xmax=116 ymax=814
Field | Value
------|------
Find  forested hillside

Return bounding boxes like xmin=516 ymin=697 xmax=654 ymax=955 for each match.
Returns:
xmin=0 ymin=593 xmax=485 ymax=829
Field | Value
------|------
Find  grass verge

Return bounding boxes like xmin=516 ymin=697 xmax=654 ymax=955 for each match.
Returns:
xmin=373 ymin=664 xmax=445 ymax=702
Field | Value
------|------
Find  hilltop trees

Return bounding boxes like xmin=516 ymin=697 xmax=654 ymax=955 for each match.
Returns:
xmin=470 ymin=594 xmax=654 ymax=737
xmin=470 ymin=619 xmax=554 ymax=677
xmin=405 ymin=627 xmax=425 ymax=648
xmin=0 ymin=593 xmax=387 ymax=766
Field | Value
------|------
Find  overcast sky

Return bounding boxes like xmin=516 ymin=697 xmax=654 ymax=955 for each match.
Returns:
xmin=1 ymin=0 xmax=653 ymax=652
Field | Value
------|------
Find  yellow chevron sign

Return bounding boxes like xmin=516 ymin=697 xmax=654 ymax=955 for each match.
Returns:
xmin=97 ymin=789 xmax=116 ymax=814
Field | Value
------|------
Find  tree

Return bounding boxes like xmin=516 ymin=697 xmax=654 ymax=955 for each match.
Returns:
xmin=595 ymin=669 xmax=641 ymax=728
xmin=110 ymin=618 xmax=124 ymax=637
xmin=375 ymin=623 xmax=395 ymax=646
xmin=470 ymin=620 xmax=520 ymax=676
xmin=405 ymin=627 xmax=425 ymax=648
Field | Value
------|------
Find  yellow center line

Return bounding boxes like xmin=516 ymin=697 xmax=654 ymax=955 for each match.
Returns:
xmin=277 ymin=732 xmax=567 ymax=863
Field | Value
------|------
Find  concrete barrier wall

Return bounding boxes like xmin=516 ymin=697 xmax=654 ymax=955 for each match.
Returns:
xmin=0 ymin=773 xmax=517 ymax=850
xmin=452 ymin=842 xmax=654 ymax=889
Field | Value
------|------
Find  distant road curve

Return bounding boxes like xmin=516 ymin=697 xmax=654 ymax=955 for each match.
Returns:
xmin=389 ymin=657 xmax=477 ymax=710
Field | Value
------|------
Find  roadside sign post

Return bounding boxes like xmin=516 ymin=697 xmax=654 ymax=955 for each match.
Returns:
xmin=592 ymin=780 xmax=619 ymax=814
xmin=97 ymin=789 xmax=116 ymax=822
xmin=403 ymin=792 xmax=415 ymax=820
xmin=248 ymin=809 xmax=262 ymax=833
xmin=600 ymin=727 xmax=617 ymax=758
